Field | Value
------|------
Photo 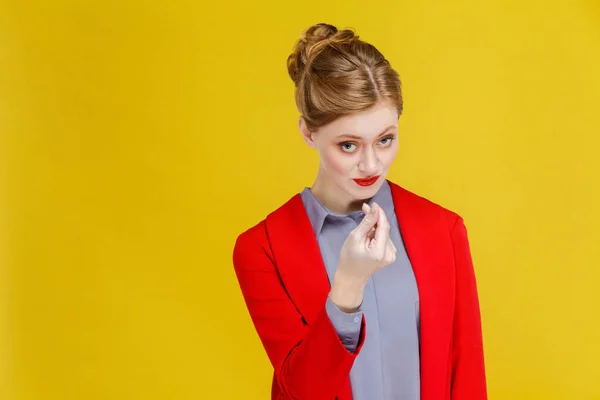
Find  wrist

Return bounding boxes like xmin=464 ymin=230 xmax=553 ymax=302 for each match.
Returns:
xmin=329 ymin=271 xmax=367 ymax=313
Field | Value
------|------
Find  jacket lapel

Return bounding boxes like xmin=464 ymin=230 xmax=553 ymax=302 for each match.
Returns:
xmin=389 ymin=181 xmax=455 ymax=398
xmin=264 ymin=194 xmax=331 ymax=326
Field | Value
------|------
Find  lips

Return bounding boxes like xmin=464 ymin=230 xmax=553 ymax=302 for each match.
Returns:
xmin=353 ymin=175 xmax=380 ymax=187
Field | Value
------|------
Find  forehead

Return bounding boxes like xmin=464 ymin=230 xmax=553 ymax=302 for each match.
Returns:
xmin=319 ymin=101 xmax=399 ymax=139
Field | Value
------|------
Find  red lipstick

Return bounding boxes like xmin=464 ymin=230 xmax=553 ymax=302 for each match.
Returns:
xmin=353 ymin=175 xmax=380 ymax=187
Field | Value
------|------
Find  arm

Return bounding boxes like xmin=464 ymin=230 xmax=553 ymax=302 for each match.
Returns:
xmin=232 ymin=226 xmax=365 ymax=400
xmin=449 ymin=216 xmax=488 ymax=399
xmin=325 ymin=297 xmax=363 ymax=353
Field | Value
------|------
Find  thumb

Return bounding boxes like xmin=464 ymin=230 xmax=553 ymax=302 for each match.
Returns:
xmin=354 ymin=203 xmax=379 ymax=237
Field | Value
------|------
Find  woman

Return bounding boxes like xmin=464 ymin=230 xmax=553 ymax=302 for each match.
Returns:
xmin=232 ymin=23 xmax=487 ymax=400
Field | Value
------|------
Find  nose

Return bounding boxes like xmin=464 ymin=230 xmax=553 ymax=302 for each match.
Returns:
xmin=358 ymin=147 xmax=380 ymax=175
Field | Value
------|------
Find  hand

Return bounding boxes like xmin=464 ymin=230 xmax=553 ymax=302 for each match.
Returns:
xmin=329 ymin=202 xmax=397 ymax=312
xmin=361 ymin=203 xmax=397 ymax=261
xmin=338 ymin=201 xmax=397 ymax=281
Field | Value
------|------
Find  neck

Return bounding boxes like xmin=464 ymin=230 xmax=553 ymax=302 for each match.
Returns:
xmin=310 ymin=167 xmax=367 ymax=215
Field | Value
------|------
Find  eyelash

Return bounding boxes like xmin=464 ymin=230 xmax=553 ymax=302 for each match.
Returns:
xmin=339 ymin=135 xmax=396 ymax=152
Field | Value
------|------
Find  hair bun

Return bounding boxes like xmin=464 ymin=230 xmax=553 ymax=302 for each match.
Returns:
xmin=287 ymin=23 xmax=356 ymax=86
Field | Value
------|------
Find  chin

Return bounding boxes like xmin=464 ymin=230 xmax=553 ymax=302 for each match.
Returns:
xmin=348 ymin=179 xmax=383 ymax=200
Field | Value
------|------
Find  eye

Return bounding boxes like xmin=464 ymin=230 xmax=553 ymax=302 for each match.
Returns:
xmin=340 ymin=142 xmax=358 ymax=153
xmin=379 ymin=135 xmax=396 ymax=147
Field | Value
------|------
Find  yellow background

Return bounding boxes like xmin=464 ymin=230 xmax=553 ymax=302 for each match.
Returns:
xmin=2 ymin=0 xmax=600 ymax=399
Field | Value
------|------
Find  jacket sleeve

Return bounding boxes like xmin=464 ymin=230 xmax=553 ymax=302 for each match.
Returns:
xmin=232 ymin=224 xmax=365 ymax=399
xmin=448 ymin=216 xmax=488 ymax=399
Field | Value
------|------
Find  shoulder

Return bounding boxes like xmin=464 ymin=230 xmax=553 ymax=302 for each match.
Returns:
xmin=232 ymin=192 xmax=302 ymax=258
xmin=387 ymin=180 xmax=464 ymax=232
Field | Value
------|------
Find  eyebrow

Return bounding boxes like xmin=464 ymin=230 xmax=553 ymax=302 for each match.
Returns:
xmin=337 ymin=125 xmax=397 ymax=140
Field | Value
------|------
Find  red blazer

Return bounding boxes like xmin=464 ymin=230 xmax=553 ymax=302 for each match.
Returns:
xmin=232 ymin=180 xmax=487 ymax=400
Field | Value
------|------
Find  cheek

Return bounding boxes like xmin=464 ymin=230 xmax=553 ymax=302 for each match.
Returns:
xmin=380 ymin=145 xmax=399 ymax=167
xmin=321 ymin=148 xmax=354 ymax=175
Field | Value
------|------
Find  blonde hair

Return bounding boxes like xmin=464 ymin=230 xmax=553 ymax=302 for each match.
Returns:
xmin=287 ymin=23 xmax=403 ymax=131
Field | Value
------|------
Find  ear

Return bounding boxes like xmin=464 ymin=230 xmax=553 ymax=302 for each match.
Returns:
xmin=298 ymin=117 xmax=316 ymax=148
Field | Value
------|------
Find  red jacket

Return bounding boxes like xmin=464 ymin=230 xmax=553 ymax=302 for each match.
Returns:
xmin=232 ymin=180 xmax=487 ymax=400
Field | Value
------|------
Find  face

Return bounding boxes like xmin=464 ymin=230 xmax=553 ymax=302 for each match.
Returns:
xmin=300 ymin=100 xmax=400 ymax=208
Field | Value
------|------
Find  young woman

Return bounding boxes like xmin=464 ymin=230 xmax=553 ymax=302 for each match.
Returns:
xmin=232 ymin=23 xmax=487 ymax=400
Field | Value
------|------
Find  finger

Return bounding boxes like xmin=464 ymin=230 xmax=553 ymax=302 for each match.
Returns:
xmin=354 ymin=202 xmax=379 ymax=237
xmin=363 ymin=203 xmax=379 ymax=235
xmin=373 ymin=202 xmax=390 ymax=244
xmin=370 ymin=205 xmax=393 ymax=252
xmin=362 ymin=203 xmax=371 ymax=214
xmin=366 ymin=226 xmax=376 ymax=241
xmin=373 ymin=216 xmax=391 ymax=258
xmin=388 ymin=238 xmax=396 ymax=253
xmin=384 ymin=240 xmax=397 ymax=264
